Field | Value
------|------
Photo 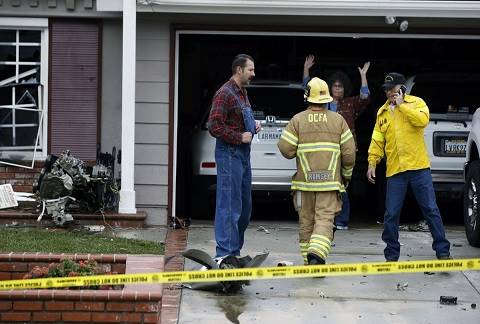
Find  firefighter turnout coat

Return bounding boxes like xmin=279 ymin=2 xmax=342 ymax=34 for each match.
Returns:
xmin=278 ymin=106 xmax=356 ymax=192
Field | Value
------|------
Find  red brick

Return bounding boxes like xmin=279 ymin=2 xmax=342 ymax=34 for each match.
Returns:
xmin=11 ymin=272 xmax=27 ymax=280
xmin=45 ymin=301 xmax=74 ymax=311
xmin=0 ymin=173 xmax=15 ymax=179
xmin=32 ymin=312 xmax=62 ymax=322
xmin=13 ymin=301 xmax=43 ymax=311
xmin=13 ymin=185 xmax=33 ymax=192
xmin=120 ymin=313 xmax=142 ymax=323
xmin=143 ymin=313 xmax=160 ymax=323
xmin=1 ymin=312 xmax=32 ymax=321
xmin=62 ymin=312 xmax=92 ymax=322
xmin=0 ymin=262 xmax=28 ymax=271
xmin=135 ymin=302 xmax=159 ymax=313
xmin=0 ymin=272 xmax=11 ymax=280
xmin=106 ymin=302 xmax=134 ymax=312
xmin=91 ymin=312 xmax=122 ymax=322
xmin=111 ymin=263 xmax=126 ymax=273
xmin=9 ymin=179 xmax=25 ymax=185
xmin=0 ymin=301 xmax=12 ymax=311
xmin=28 ymin=262 xmax=49 ymax=270
xmin=75 ymin=302 xmax=105 ymax=311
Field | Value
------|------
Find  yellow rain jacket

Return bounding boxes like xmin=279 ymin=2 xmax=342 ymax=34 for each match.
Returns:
xmin=277 ymin=107 xmax=356 ymax=192
xmin=367 ymin=94 xmax=430 ymax=177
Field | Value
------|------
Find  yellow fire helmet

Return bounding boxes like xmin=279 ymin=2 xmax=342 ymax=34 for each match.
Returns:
xmin=304 ymin=77 xmax=333 ymax=104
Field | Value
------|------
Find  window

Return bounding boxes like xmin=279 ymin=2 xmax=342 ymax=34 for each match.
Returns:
xmin=0 ymin=19 xmax=48 ymax=164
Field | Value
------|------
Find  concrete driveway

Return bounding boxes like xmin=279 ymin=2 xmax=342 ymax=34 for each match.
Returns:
xmin=179 ymin=221 xmax=480 ymax=324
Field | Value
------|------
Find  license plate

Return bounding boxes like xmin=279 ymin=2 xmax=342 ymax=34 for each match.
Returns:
xmin=443 ymin=139 xmax=466 ymax=156
xmin=257 ymin=127 xmax=283 ymax=141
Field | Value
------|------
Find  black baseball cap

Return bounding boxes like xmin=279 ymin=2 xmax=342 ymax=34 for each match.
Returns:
xmin=382 ymin=72 xmax=406 ymax=90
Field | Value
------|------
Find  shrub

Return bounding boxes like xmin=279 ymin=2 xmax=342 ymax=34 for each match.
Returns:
xmin=23 ymin=259 xmax=121 ymax=290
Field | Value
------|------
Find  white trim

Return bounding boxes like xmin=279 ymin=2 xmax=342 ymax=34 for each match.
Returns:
xmin=119 ymin=0 xmax=137 ymax=214
xmin=41 ymin=28 xmax=49 ymax=159
xmin=0 ymin=18 xmax=48 ymax=29
xmin=177 ymin=29 xmax=480 ymax=40
xmin=172 ymin=33 xmax=180 ymax=218
xmin=138 ymin=0 xmax=480 ymax=18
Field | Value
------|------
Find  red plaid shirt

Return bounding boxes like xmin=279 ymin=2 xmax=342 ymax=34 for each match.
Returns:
xmin=208 ymin=79 xmax=250 ymax=145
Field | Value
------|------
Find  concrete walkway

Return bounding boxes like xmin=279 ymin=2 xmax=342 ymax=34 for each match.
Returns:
xmin=179 ymin=221 xmax=480 ymax=324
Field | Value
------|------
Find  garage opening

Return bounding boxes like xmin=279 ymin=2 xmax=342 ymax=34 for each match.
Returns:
xmin=173 ymin=31 xmax=480 ymax=223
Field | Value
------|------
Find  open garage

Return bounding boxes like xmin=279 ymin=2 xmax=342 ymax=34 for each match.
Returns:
xmin=171 ymin=21 xmax=480 ymax=223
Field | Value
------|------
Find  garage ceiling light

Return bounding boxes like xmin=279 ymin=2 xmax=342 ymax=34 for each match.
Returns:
xmin=385 ymin=16 xmax=409 ymax=32
xmin=399 ymin=20 xmax=409 ymax=32
xmin=385 ymin=16 xmax=396 ymax=25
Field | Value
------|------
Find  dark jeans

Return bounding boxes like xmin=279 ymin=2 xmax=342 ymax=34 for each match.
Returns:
xmin=214 ymin=140 xmax=252 ymax=257
xmin=334 ymin=192 xmax=350 ymax=226
xmin=383 ymin=169 xmax=450 ymax=261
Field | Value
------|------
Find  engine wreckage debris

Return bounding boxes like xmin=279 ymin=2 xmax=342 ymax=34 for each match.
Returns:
xmin=33 ymin=148 xmax=120 ymax=226
xmin=182 ymin=249 xmax=269 ymax=293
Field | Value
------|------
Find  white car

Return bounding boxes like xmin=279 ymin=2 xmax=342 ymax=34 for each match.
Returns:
xmin=191 ymin=81 xmax=304 ymax=215
xmin=464 ymin=107 xmax=480 ymax=247
xmin=406 ymin=73 xmax=473 ymax=195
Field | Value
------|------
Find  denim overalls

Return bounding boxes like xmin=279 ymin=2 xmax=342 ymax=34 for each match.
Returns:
xmin=214 ymin=88 xmax=256 ymax=257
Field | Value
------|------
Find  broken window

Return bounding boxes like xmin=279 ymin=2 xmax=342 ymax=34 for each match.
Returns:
xmin=0 ymin=26 xmax=47 ymax=167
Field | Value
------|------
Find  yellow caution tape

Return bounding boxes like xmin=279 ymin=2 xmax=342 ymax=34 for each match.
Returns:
xmin=1 ymin=258 xmax=479 ymax=291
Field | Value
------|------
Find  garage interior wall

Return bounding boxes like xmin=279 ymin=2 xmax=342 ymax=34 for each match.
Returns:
xmin=134 ymin=17 xmax=170 ymax=225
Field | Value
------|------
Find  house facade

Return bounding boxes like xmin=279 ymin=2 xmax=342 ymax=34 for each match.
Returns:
xmin=1 ymin=0 xmax=480 ymax=225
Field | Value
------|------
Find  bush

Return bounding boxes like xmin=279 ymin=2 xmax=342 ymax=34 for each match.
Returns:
xmin=23 ymin=259 xmax=122 ymax=290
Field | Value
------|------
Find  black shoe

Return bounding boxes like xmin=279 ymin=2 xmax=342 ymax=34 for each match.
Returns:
xmin=437 ymin=255 xmax=452 ymax=260
xmin=307 ymin=253 xmax=325 ymax=265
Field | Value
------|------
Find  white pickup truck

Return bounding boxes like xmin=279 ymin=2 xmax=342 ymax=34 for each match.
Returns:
xmin=191 ymin=81 xmax=303 ymax=216
xmin=406 ymin=73 xmax=473 ymax=195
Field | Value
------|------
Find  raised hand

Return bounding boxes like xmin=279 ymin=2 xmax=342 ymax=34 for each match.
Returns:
xmin=358 ymin=61 xmax=370 ymax=76
xmin=304 ymin=55 xmax=315 ymax=71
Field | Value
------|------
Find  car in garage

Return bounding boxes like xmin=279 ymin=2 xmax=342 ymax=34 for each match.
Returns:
xmin=464 ymin=107 xmax=480 ymax=247
xmin=405 ymin=72 xmax=474 ymax=195
xmin=191 ymin=81 xmax=305 ymax=216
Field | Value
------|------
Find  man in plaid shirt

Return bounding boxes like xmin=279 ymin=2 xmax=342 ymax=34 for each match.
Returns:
xmin=207 ymin=54 xmax=261 ymax=258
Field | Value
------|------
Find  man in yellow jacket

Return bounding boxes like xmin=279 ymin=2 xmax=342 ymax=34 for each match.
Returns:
xmin=278 ymin=77 xmax=356 ymax=265
xmin=367 ymin=72 xmax=451 ymax=262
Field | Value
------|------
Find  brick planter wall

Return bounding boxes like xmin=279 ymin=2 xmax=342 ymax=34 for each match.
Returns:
xmin=0 ymin=211 xmax=147 ymax=228
xmin=0 ymin=253 xmax=163 ymax=323
xmin=0 ymin=165 xmax=43 ymax=193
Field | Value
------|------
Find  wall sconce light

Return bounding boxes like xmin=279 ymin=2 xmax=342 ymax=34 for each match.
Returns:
xmin=385 ymin=16 xmax=409 ymax=32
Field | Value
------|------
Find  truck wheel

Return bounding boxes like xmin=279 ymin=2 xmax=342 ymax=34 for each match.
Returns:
xmin=464 ymin=160 xmax=480 ymax=247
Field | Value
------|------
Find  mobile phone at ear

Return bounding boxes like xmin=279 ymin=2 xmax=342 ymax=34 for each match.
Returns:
xmin=399 ymin=85 xmax=407 ymax=94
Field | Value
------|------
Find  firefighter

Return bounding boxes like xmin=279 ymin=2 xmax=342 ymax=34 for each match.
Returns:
xmin=277 ymin=77 xmax=356 ymax=265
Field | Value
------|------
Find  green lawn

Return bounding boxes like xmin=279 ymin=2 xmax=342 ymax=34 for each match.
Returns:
xmin=0 ymin=227 xmax=164 ymax=255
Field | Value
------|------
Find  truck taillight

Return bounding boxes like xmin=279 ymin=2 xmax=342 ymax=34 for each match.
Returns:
xmin=201 ymin=162 xmax=216 ymax=168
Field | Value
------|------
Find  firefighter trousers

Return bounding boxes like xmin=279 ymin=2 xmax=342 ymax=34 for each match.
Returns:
xmin=295 ymin=190 xmax=342 ymax=264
